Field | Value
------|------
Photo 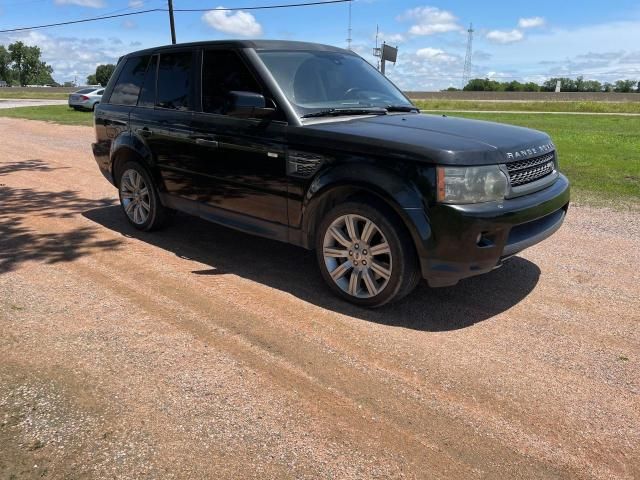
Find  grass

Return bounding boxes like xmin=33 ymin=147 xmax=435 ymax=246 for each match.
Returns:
xmin=0 ymin=105 xmax=93 ymax=126
xmin=0 ymin=90 xmax=70 ymax=99
xmin=439 ymin=112 xmax=640 ymax=206
xmin=413 ymin=99 xmax=640 ymax=114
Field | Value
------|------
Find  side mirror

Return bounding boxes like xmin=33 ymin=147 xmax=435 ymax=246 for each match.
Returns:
xmin=226 ymin=91 xmax=276 ymax=119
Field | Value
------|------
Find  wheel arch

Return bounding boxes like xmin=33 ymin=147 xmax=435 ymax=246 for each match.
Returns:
xmin=110 ymin=133 xmax=158 ymax=188
xmin=301 ymin=165 xmax=432 ymax=261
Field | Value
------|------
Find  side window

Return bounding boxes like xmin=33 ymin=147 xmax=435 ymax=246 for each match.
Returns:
xmin=156 ymin=51 xmax=193 ymax=111
xmin=109 ymin=55 xmax=149 ymax=106
xmin=96 ymin=90 xmax=104 ymax=95
xmin=138 ymin=55 xmax=158 ymax=108
xmin=202 ymin=49 xmax=262 ymax=115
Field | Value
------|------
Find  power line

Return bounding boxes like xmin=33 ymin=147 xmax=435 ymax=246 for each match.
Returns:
xmin=0 ymin=0 xmax=352 ymax=34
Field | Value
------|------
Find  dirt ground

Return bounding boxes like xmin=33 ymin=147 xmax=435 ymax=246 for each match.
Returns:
xmin=0 ymin=117 xmax=638 ymax=480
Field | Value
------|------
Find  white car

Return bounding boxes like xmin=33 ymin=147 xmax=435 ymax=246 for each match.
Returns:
xmin=68 ymin=87 xmax=104 ymax=111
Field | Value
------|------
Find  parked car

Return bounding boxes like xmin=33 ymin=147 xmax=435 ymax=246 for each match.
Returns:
xmin=68 ymin=87 xmax=103 ymax=110
xmin=92 ymin=40 xmax=569 ymax=307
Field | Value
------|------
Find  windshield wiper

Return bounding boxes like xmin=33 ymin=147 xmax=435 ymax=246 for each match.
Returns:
xmin=385 ymin=105 xmax=420 ymax=113
xmin=301 ymin=107 xmax=387 ymax=119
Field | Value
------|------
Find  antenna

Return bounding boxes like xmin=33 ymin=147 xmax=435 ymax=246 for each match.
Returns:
xmin=347 ymin=0 xmax=352 ymax=50
xmin=462 ymin=23 xmax=474 ymax=89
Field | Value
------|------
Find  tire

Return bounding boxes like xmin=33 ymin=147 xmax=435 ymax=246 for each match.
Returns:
xmin=92 ymin=102 xmax=99 ymax=111
xmin=117 ymin=161 xmax=168 ymax=231
xmin=315 ymin=200 xmax=421 ymax=307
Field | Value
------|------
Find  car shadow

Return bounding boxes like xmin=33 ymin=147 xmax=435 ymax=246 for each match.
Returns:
xmin=83 ymin=206 xmax=541 ymax=332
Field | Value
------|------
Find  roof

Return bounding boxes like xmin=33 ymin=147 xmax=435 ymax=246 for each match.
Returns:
xmin=125 ymin=39 xmax=354 ymax=58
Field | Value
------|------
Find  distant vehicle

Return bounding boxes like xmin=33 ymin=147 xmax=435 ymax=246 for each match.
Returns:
xmin=68 ymin=87 xmax=104 ymax=111
xmin=92 ymin=40 xmax=569 ymax=307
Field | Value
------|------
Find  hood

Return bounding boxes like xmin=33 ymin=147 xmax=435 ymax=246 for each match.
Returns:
xmin=303 ymin=113 xmax=554 ymax=165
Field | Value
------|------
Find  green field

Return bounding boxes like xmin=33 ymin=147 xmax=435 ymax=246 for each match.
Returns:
xmin=0 ymin=105 xmax=93 ymax=125
xmin=0 ymin=90 xmax=70 ymax=99
xmin=413 ymin=99 xmax=640 ymax=114
xmin=0 ymin=105 xmax=638 ymax=206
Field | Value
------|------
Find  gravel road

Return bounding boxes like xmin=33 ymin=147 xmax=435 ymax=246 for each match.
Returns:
xmin=0 ymin=117 xmax=638 ymax=480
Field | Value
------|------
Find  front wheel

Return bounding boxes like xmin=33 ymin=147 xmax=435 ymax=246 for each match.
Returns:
xmin=315 ymin=201 xmax=420 ymax=307
xmin=118 ymin=161 xmax=167 ymax=231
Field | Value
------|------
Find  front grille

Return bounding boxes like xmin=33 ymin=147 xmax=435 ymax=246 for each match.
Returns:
xmin=506 ymin=152 xmax=555 ymax=187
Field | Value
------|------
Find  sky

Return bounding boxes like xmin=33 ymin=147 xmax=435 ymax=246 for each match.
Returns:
xmin=1 ymin=0 xmax=639 ymax=90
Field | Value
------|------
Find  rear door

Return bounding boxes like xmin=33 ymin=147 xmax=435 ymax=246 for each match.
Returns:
xmin=190 ymin=48 xmax=289 ymax=226
xmin=129 ymin=49 xmax=200 ymax=200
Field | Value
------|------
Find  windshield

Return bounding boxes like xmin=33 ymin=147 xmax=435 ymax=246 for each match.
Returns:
xmin=256 ymin=50 xmax=413 ymax=117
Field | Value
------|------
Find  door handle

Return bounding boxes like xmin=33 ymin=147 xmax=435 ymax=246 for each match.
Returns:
xmin=195 ymin=138 xmax=219 ymax=148
xmin=137 ymin=127 xmax=153 ymax=137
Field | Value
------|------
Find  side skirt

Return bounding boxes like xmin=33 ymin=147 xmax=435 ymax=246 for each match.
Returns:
xmin=159 ymin=193 xmax=307 ymax=248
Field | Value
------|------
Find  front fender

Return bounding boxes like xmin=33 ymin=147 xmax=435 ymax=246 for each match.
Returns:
xmin=302 ymin=163 xmax=432 ymax=259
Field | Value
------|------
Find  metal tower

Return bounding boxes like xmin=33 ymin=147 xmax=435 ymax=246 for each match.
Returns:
xmin=347 ymin=0 xmax=352 ymax=50
xmin=462 ymin=23 xmax=474 ymax=88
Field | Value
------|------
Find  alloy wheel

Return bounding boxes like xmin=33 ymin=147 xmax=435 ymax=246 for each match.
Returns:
xmin=322 ymin=214 xmax=393 ymax=298
xmin=120 ymin=169 xmax=151 ymax=225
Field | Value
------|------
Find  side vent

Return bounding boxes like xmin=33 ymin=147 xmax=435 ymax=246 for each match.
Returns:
xmin=287 ymin=151 xmax=326 ymax=178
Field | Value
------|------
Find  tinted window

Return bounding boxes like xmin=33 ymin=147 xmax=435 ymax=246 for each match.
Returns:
xmin=96 ymin=90 xmax=104 ymax=95
xmin=157 ymin=51 xmax=193 ymax=111
xmin=257 ymin=50 xmax=411 ymax=116
xmin=138 ymin=55 xmax=157 ymax=108
xmin=202 ymin=50 xmax=261 ymax=114
xmin=76 ymin=88 xmax=96 ymax=94
xmin=109 ymin=56 xmax=149 ymax=106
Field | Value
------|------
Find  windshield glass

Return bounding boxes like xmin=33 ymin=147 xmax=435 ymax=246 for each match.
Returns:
xmin=256 ymin=50 xmax=413 ymax=117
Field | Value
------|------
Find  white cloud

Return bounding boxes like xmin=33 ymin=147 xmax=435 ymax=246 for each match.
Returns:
xmin=128 ymin=0 xmax=144 ymax=7
xmin=0 ymin=30 xmax=129 ymax=84
xmin=54 ymin=0 xmax=105 ymax=7
xmin=122 ymin=20 xmax=136 ymax=29
xmin=398 ymin=7 xmax=461 ymax=36
xmin=202 ymin=7 xmax=263 ymax=37
xmin=377 ymin=32 xmax=406 ymax=44
xmin=518 ymin=17 xmax=545 ymax=29
xmin=416 ymin=47 xmax=456 ymax=63
xmin=486 ymin=29 xmax=524 ymax=44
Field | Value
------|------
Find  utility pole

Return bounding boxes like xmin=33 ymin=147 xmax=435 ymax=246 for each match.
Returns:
xmin=168 ymin=0 xmax=176 ymax=44
xmin=462 ymin=23 xmax=474 ymax=89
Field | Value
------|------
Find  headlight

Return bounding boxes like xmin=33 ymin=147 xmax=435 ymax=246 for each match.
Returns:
xmin=437 ymin=165 xmax=508 ymax=204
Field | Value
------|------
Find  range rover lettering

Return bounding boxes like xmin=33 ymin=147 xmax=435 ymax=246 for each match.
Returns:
xmin=92 ymin=40 xmax=570 ymax=307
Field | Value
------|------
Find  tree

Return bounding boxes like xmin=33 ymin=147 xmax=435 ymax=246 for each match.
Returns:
xmin=582 ymin=80 xmax=602 ymax=92
xmin=463 ymin=78 xmax=505 ymax=91
xmin=7 ymin=41 xmax=53 ymax=86
xmin=542 ymin=77 xmax=577 ymax=92
xmin=87 ymin=73 xmax=98 ymax=85
xmin=614 ymin=79 xmax=636 ymax=93
xmin=95 ymin=64 xmax=116 ymax=87
xmin=0 ymin=46 xmax=12 ymax=85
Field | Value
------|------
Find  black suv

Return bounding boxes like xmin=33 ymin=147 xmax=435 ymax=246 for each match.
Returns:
xmin=92 ymin=40 xmax=569 ymax=307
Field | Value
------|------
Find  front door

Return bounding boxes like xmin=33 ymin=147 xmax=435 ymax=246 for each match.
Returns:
xmin=190 ymin=48 xmax=289 ymax=227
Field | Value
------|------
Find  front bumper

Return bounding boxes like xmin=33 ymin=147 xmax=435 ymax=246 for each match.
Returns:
xmin=421 ymin=173 xmax=570 ymax=287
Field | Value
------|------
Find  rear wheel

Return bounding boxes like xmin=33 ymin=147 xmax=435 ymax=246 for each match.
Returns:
xmin=118 ymin=161 xmax=167 ymax=231
xmin=315 ymin=201 xmax=420 ymax=307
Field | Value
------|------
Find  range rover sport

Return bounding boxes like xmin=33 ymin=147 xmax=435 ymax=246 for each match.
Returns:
xmin=92 ymin=40 xmax=570 ymax=307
